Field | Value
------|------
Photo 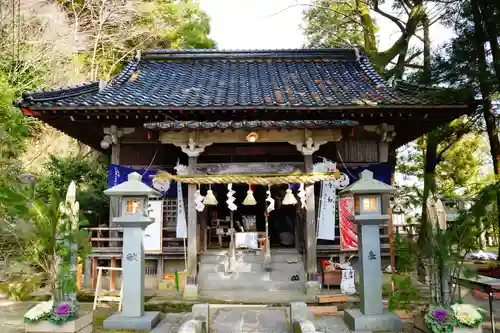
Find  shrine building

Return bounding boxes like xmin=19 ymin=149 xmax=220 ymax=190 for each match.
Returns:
xmin=16 ymin=49 xmax=476 ymax=301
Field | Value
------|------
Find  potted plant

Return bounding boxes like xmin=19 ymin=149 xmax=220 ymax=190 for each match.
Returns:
xmin=3 ymin=182 xmax=93 ymax=333
xmin=450 ymin=303 xmax=485 ymax=333
xmin=419 ymin=305 xmax=455 ymax=333
xmin=413 ymin=188 xmax=496 ymax=333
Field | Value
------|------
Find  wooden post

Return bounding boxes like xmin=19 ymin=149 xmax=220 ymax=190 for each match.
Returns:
xmin=92 ymin=257 xmax=98 ymax=290
xmin=76 ymin=263 xmax=83 ymax=292
xmin=187 ymin=156 xmax=198 ymax=282
xmin=304 ymin=154 xmax=317 ymax=277
xmin=109 ymin=141 xmax=120 ymax=248
xmin=110 ymin=257 xmax=117 ymax=291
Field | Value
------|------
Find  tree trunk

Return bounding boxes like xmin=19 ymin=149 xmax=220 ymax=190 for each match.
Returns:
xmin=417 ymin=132 xmax=438 ymax=282
xmin=422 ymin=13 xmax=431 ymax=83
xmin=374 ymin=1 xmax=425 ymax=69
xmin=479 ymin=0 xmax=500 ymax=89
xmin=471 ymin=0 xmax=500 ymax=259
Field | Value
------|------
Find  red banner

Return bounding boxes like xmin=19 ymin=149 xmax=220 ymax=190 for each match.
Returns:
xmin=339 ymin=196 xmax=358 ymax=249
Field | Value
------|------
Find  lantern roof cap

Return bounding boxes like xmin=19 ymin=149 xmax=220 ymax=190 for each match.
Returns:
xmin=104 ymin=172 xmax=161 ymax=197
xmin=340 ymin=170 xmax=396 ymax=195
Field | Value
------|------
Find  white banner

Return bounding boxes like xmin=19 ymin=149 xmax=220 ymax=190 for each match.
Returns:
xmin=315 ymin=161 xmax=337 ymax=241
xmin=176 ymin=182 xmax=187 ymax=239
xmin=144 ymin=200 xmax=163 ymax=253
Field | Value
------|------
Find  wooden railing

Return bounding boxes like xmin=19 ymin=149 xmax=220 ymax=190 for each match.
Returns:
xmin=87 ymin=227 xmax=186 ymax=258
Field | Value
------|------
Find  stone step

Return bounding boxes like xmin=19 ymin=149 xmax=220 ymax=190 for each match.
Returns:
xmin=198 ymin=270 xmax=306 ymax=291
xmin=200 ymin=251 xmax=303 ymax=265
xmin=210 ymin=306 xmax=291 ymax=333
xmin=200 ymin=290 xmax=311 ymax=303
xmin=150 ymin=313 xmax=193 ymax=333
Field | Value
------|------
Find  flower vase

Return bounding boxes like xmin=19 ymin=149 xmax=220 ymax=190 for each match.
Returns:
xmin=25 ymin=312 xmax=93 ymax=333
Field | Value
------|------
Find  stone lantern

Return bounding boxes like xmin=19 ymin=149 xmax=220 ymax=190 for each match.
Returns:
xmin=340 ymin=170 xmax=402 ymax=332
xmin=102 ymin=172 xmax=161 ymax=330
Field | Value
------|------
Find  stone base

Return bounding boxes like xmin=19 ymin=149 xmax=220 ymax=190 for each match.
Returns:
xmin=290 ymin=302 xmax=313 ymax=322
xmin=25 ymin=312 xmax=92 ymax=333
xmin=102 ymin=311 xmax=161 ymax=330
xmin=183 ymin=284 xmax=199 ymax=300
xmin=344 ymin=308 xmax=403 ymax=332
xmin=305 ymin=281 xmax=320 ymax=298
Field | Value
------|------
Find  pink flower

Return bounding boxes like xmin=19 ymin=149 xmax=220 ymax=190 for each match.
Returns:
xmin=54 ymin=303 xmax=71 ymax=316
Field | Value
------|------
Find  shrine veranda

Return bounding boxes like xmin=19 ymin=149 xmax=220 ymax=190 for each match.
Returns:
xmin=15 ymin=48 xmax=477 ymax=298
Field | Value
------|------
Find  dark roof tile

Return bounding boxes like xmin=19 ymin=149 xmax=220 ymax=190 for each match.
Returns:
xmin=15 ymin=48 xmax=470 ymax=109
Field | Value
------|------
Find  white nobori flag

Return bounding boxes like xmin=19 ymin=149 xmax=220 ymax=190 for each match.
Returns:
xmin=315 ymin=160 xmax=337 ymax=241
xmin=176 ymin=181 xmax=187 ymax=239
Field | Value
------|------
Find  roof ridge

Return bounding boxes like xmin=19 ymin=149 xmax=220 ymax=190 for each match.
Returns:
xmin=142 ymin=48 xmax=358 ymax=61
xmin=19 ymin=81 xmax=100 ymax=103
xmin=110 ymin=60 xmax=140 ymax=85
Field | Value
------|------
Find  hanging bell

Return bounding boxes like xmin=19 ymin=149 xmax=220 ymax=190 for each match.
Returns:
xmin=242 ymin=184 xmax=257 ymax=206
xmin=203 ymin=185 xmax=218 ymax=206
xmin=282 ymin=186 xmax=298 ymax=205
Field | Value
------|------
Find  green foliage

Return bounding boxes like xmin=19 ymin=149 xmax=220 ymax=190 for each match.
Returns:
xmin=394 ymin=233 xmax=418 ymax=273
xmin=35 ymin=155 xmax=108 ymax=227
xmin=0 ymin=273 xmax=44 ymax=300
xmin=388 ymin=275 xmax=421 ymax=312
xmin=303 ymin=0 xmax=368 ymax=49
xmin=0 ymin=182 xmax=90 ymax=298
xmin=61 ymin=0 xmax=216 ymax=80
xmin=0 ymin=74 xmax=29 ymax=189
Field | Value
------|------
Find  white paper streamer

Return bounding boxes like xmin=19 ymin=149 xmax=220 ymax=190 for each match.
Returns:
xmin=266 ymin=186 xmax=275 ymax=213
xmin=226 ymin=183 xmax=237 ymax=211
xmin=298 ymin=183 xmax=307 ymax=209
xmin=194 ymin=188 xmax=205 ymax=212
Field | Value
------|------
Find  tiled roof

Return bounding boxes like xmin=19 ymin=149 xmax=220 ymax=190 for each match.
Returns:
xmin=16 ymin=48 xmax=468 ymax=109
xmin=144 ymin=119 xmax=358 ymax=130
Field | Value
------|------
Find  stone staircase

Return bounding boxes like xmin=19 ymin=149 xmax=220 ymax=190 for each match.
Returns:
xmin=198 ymin=249 xmax=306 ymax=293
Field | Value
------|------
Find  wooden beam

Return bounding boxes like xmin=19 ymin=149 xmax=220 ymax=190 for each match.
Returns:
xmin=159 ymin=129 xmax=342 ymax=145
xmin=203 ymin=143 xmax=299 ymax=156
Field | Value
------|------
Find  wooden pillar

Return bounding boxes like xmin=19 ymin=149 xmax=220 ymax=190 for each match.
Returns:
xmin=110 ymin=257 xmax=117 ymax=291
xmin=304 ymin=154 xmax=317 ymax=277
xmin=91 ymin=257 xmax=98 ymax=290
xmin=290 ymin=135 xmax=326 ymax=280
xmin=84 ymin=256 xmax=92 ymax=289
xmin=187 ymin=156 xmax=198 ymax=281
xmin=76 ymin=263 xmax=83 ymax=292
xmin=109 ymin=140 xmax=120 ymax=249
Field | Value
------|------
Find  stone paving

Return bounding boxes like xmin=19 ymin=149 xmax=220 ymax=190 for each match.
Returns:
xmin=210 ymin=307 xmax=290 ymax=333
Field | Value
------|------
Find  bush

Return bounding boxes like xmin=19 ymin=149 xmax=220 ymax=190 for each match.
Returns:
xmin=0 ymin=273 xmax=43 ymax=300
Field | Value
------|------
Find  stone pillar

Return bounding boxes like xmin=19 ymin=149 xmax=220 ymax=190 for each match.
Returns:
xmin=174 ymin=135 xmax=212 ymax=299
xmin=102 ymin=172 xmax=161 ymax=330
xmin=289 ymin=136 xmax=325 ymax=297
xmin=357 ymin=220 xmax=383 ymax=315
xmin=121 ymin=227 xmax=146 ymax=317
xmin=340 ymin=170 xmax=402 ymax=332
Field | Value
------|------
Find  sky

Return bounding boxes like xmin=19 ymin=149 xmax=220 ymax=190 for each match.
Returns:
xmin=198 ymin=0 xmax=457 ymax=190
xmin=198 ymin=0 xmax=455 ymax=51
